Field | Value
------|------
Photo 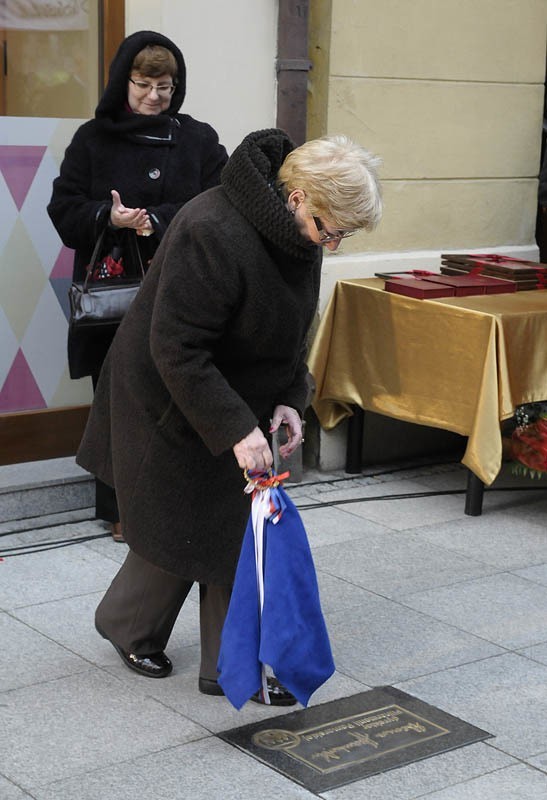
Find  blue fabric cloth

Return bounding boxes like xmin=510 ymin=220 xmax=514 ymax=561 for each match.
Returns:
xmin=217 ymin=487 xmax=335 ymax=709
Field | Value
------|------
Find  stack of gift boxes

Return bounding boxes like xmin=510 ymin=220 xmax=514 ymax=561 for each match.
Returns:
xmin=379 ymin=255 xmax=547 ymax=299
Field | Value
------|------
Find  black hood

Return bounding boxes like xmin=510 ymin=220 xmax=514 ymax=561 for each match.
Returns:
xmin=221 ymin=128 xmax=320 ymax=263
xmin=95 ymin=31 xmax=186 ymax=140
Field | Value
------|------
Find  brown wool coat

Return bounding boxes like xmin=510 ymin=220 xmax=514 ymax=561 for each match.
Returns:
xmin=76 ymin=129 xmax=322 ymax=584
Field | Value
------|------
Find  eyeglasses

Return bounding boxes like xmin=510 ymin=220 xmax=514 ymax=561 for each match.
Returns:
xmin=313 ymin=216 xmax=357 ymax=244
xmin=129 ymin=78 xmax=175 ymax=97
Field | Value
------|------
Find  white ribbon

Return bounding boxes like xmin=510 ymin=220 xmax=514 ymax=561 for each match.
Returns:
xmin=251 ymin=488 xmax=271 ymax=704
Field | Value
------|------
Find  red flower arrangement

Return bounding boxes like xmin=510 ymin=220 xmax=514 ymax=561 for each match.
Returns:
xmin=511 ymin=404 xmax=547 ymax=479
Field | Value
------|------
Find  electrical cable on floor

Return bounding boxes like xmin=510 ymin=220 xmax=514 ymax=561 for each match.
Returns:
xmin=1 ymin=462 xmax=452 ymax=542
xmin=0 ymin=516 xmax=96 ymax=539
xmin=294 ymin=485 xmax=546 ymax=511
xmin=0 ymin=532 xmax=110 ymax=558
xmin=289 ymin=458 xmax=463 ymax=488
xmin=1 ymin=482 xmax=545 ymax=558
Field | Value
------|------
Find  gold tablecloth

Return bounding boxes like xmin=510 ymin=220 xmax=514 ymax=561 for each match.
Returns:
xmin=308 ymin=278 xmax=547 ymax=485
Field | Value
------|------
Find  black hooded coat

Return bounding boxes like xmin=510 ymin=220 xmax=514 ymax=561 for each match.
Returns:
xmin=47 ymin=30 xmax=228 ymax=378
xmin=76 ymin=129 xmax=322 ymax=584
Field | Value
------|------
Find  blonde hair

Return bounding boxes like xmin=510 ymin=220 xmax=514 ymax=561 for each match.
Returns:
xmin=277 ymin=135 xmax=382 ymax=231
xmin=132 ymin=45 xmax=178 ymax=80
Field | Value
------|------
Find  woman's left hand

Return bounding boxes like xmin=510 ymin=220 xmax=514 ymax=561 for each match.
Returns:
xmin=270 ymin=405 xmax=303 ymax=459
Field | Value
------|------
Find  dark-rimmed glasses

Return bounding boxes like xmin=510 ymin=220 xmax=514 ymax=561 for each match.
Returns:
xmin=129 ymin=78 xmax=175 ymax=96
xmin=313 ymin=216 xmax=357 ymax=244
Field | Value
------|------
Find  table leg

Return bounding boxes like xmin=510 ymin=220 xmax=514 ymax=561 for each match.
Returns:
xmin=465 ymin=470 xmax=484 ymax=516
xmin=345 ymin=405 xmax=364 ymax=473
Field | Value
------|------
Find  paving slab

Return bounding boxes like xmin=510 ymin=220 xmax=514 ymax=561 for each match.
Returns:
xmin=298 ymin=476 xmax=435 ymax=503
xmin=0 ymin=540 xmax=123 ymax=610
xmin=314 ymin=572 xmax=382 ymax=616
xmin=321 ymin=742 xmax=516 ymax=800
xmin=0 ymin=518 xmax=107 ymax=549
xmin=30 ymin=737 xmax=317 ymax=800
xmin=323 ymin=593 xmax=503 ymax=685
xmin=0 ymin=775 xmax=34 ymax=799
xmin=527 ymin=750 xmax=547 ymax=771
xmin=512 ymin=562 xmax=547 ymax=586
xmin=413 ymin=514 xmax=547 ymax=571
xmin=496 ymin=492 xmax=547 ymax=526
xmin=11 ymin=589 xmax=200 ymax=666
xmin=319 ymin=480 xmax=469 ymax=530
xmin=400 ymin=763 xmax=547 ymax=799
xmin=1 ymin=669 xmax=208 ymax=790
xmin=312 ymin=530 xmax=498 ymax=598
xmin=399 ymin=653 xmax=547 ymax=759
xmin=3 ymin=461 xmax=547 ymax=796
xmin=102 ymin=641 xmax=368 ymax=734
xmin=300 ymin=504 xmax=392 ymax=548
xmin=517 ymin=642 xmax=547 ymax=665
xmin=0 ymin=611 xmax=89 ymax=692
xmin=0 ymin=508 xmax=94 ymax=535
xmin=399 ymin=572 xmax=547 ymax=649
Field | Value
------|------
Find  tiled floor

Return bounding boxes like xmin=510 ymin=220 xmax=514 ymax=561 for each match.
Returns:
xmin=2 ymin=461 xmax=547 ymax=798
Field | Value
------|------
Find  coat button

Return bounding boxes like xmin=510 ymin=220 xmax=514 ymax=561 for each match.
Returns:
xmin=149 ymin=168 xmax=160 ymax=179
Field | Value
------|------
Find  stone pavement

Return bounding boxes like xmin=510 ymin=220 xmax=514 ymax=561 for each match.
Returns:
xmin=2 ymin=459 xmax=547 ymax=799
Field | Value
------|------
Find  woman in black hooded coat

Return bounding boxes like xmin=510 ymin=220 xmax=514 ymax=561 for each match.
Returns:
xmin=77 ymin=127 xmax=383 ymax=704
xmin=47 ymin=30 xmax=228 ymax=539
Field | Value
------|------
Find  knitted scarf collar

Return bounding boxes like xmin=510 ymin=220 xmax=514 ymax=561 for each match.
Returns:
xmin=221 ymin=129 xmax=321 ymax=263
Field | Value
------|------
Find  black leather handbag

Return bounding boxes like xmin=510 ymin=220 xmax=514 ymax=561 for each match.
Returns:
xmin=68 ymin=228 xmax=145 ymax=329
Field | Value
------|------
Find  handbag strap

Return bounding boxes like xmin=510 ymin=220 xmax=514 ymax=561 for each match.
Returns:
xmin=82 ymin=227 xmax=145 ymax=291
xmin=126 ymin=229 xmax=146 ymax=279
xmin=83 ymin=227 xmax=108 ymax=290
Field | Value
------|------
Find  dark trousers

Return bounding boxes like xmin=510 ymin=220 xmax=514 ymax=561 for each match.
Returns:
xmin=95 ymin=549 xmax=232 ymax=680
xmin=91 ymin=371 xmax=119 ymax=523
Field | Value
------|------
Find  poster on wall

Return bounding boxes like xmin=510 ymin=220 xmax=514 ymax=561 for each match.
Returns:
xmin=0 ymin=0 xmax=88 ymax=30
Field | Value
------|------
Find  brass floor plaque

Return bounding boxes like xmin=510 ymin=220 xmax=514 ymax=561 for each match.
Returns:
xmin=218 ymin=686 xmax=492 ymax=792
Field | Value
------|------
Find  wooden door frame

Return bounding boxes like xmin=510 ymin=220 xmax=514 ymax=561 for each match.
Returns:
xmin=101 ymin=0 xmax=126 ymax=88
xmin=0 ymin=2 xmax=125 ymax=466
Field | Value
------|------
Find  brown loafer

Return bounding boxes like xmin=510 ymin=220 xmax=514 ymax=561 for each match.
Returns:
xmin=111 ymin=522 xmax=125 ymax=543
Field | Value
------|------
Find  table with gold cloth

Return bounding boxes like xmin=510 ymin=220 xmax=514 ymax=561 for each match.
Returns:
xmin=307 ymin=278 xmax=547 ymax=507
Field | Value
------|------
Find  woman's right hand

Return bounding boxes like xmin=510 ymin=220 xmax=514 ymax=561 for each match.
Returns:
xmin=233 ymin=427 xmax=273 ymax=471
xmin=110 ymin=189 xmax=152 ymax=232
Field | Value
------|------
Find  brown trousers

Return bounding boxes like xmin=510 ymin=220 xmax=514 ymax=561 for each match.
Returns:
xmin=95 ymin=549 xmax=231 ymax=680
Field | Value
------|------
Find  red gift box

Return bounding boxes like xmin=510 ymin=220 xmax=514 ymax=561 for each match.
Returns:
xmin=420 ymin=275 xmax=487 ymax=296
xmin=440 ymin=265 xmax=537 ymax=291
xmin=384 ymin=278 xmax=455 ymax=299
xmin=467 ymin=275 xmax=516 ymax=294
xmin=441 ymin=253 xmax=543 ymax=270
xmin=474 ymin=261 xmax=540 ymax=277
xmin=422 ymin=274 xmax=515 ymax=296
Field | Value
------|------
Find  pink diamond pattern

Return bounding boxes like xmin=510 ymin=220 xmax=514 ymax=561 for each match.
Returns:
xmin=0 ymin=145 xmax=47 ymax=210
xmin=50 ymin=245 xmax=75 ymax=279
xmin=0 ymin=350 xmax=46 ymax=412
xmin=0 ymin=119 xmax=92 ymax=416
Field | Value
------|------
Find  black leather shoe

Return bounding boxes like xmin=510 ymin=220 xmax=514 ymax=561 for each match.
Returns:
xmin=198 ymin=675 xmax=296 ymax=706
xmin=96 ymin=623 xmax=172 ymax=678
xmin=198 ymin=677 xmax=225 ymax=696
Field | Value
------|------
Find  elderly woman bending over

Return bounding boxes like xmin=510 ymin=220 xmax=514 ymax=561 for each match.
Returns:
xmin=78 ymin=128 xmax=382 ymax=706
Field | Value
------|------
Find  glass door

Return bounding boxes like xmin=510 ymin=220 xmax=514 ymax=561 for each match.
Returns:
xmin=0 ymin=1 xmax=103 ymax=119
